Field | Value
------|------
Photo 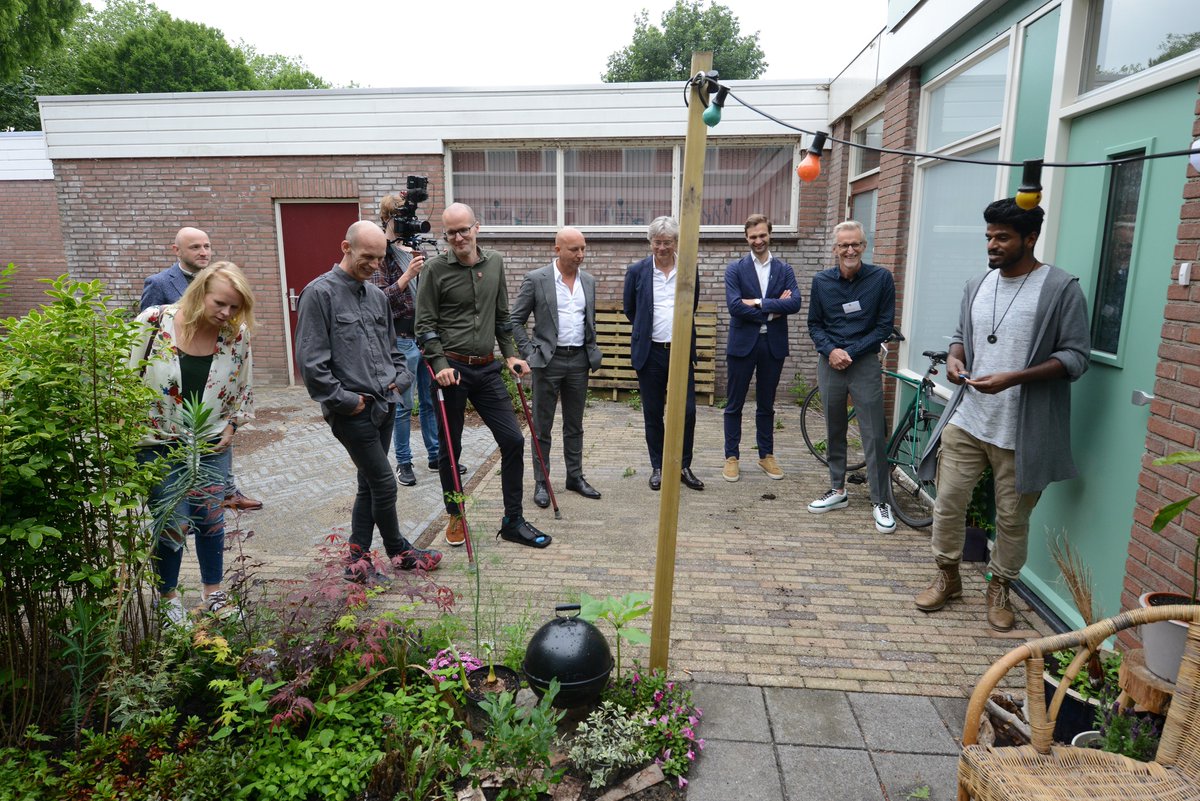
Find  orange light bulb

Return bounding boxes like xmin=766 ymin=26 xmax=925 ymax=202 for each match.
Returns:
xmin=796 ymin=154 xmax=821 ymax=182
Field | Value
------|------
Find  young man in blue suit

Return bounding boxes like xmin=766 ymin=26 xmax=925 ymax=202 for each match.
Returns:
xmin=622 ymin=216 xmax=704 ymax=492
xmin=722 ymin=214 xmax=802 ymax=482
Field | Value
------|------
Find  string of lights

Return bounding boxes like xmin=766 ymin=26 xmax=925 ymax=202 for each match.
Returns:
xmin=688 ymin=72 xmax=1200 ymax=210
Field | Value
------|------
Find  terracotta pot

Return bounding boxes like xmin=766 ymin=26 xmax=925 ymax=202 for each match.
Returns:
xmin=1138 ymin=591 xmax=1193 ymax=684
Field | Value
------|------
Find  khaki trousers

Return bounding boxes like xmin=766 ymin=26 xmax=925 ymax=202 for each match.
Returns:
xmin=931 ymin=424 xmax=1041 ymax=582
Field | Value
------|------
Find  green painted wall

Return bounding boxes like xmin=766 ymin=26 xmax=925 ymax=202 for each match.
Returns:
xmin=1007 ymin=7 xmax=1060 ymax=188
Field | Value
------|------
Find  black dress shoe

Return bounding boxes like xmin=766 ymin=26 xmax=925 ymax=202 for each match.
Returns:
xmin=428 ymin=459 xmax=468 ymax=475
xmin=533 ymin=483 xmax=550 ymax=508
xmin=649 ymin=468 xmax=662 ymax=491
xmin=681 ymin=467 xmax=705 ymax=491
xmin=565 ymin=477 xmax=601 ymax=499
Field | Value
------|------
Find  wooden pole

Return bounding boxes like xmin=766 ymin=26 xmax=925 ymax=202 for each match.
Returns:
xmin=649 ymin=51 xmax=712 ymax=671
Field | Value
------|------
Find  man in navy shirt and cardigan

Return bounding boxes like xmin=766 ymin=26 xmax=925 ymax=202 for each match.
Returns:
xmin=806 ymin=220 xmax=897 ymax=534
xmin=721 ymin=214 xmax=802 ymax=482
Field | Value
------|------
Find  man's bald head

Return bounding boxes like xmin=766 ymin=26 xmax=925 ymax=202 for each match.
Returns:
xmin=173 ymin=227 xmax=212 ymax=272
xmin=340 ymin=220 xmax=387 ymax=282
xmin=554 ymin=227 xmax=586 ymax=274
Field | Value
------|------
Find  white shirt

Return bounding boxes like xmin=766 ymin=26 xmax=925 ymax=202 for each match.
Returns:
xmin=753 ymin=250 xmax=772 ymax=331
xmin=554 ymin=260 xmax=586 ymax=347
xmin=651 ymin=261 xmax=676 ymax=343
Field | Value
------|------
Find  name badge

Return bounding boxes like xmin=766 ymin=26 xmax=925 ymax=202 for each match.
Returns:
xmin=842 ymin=300 xmax=862 ymax=314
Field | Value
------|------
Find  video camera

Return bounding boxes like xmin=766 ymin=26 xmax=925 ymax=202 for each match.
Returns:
xmin=391 ymin=175 xmax=434 ymax=249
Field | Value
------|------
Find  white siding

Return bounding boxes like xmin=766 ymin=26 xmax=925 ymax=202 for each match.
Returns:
xmin=0 ymin=132 xmax=54 ymax=180
xmin=38 ymin=81 xmax=829 ymax=160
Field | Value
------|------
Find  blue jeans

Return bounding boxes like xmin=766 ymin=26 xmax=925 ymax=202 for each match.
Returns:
xmin=393 ymin=336 xmax=441 ymax=465
xmin=138 ymin=444 xmax=229 ymax=593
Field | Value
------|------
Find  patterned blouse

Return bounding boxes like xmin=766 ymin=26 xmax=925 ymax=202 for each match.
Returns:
xmin=134 ymin=305 xmax=254 ymax=445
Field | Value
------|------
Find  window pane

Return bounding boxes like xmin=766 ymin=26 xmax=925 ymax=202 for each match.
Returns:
xmin=563 ymin=147 xmax=673 ymax=226
xmin=701 ymin=145 xmax=792 ymax=226
xmin=1083 ymin=0 xmax=1200 ymax=93
xmin=1092 ymin=153 xmax=1144 ymax=355
xmin=452 ymin=149 xmax=556 ymax=226
xmin=854 ymin=118 xmax=884 ymax=175
xmin=850 ymin=190 xmax=877 ymax=264
xmin=926 ymin=48 xmax=1008 ymax=150
xmin=906 ymin=146 xmax=999 ymax=376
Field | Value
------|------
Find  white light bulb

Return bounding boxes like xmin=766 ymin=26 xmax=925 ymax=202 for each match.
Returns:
xmin=1190 ymin=138 xmax=1200 ymax=173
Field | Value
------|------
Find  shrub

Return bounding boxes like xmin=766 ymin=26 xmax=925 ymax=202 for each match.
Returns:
xmin=0 ymin=274 xmax=161 ymax=744
xmin=563 ymin=699 xmax=650 ymax=788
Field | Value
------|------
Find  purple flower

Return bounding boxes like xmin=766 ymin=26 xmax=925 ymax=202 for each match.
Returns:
xmin=678 ymin=777 xmax=688 ymax=789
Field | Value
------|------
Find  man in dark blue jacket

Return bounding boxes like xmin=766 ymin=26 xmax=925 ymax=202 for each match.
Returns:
xmin=622 ymin=216 xmax=704 ymax=492
xmin=722 ymin=214 xmax=802 ymax=482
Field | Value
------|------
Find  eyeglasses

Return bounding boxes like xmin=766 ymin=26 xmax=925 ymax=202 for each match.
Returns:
xmin=443 ymin=223 xmax=477 ymax=241
xmin=834 ymin=242 xmax=865 ymax=251
xmin=650 ymin=239 xmax=676 ymax=248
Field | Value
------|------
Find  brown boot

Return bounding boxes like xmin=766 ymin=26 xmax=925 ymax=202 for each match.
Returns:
xmin=986 ymin=575 xmax=1015 ymax=631
xmin=914 ymin=563 xmax=962 ymax=612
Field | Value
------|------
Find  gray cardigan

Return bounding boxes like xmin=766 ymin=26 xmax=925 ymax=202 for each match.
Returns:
xmin=918 ymin=264 xmax=1091 ymax=495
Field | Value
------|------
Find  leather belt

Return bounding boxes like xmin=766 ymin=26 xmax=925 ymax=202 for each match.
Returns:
xmin=444 ymin=350 xmax=495 ymax=366
xmin=555 ymin=345 xmax=584 ymax=355
xmin=650 ymin=341 xmax=672 ymax=350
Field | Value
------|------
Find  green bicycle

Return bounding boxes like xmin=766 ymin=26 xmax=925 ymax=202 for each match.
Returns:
xmin=800 ymin=336 xmax=947 ymax=529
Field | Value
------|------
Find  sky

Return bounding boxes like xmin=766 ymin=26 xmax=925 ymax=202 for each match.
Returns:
xmin=105 ymin=0 xmax=889 ymax=89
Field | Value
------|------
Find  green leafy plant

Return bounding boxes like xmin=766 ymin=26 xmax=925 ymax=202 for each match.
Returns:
xmin=475 ymin=678 xmax=565 ymax=801
xmin=1151 ymin=450 xmax=1200 ymax=602
xmin=367 ymin=717 xmax=469 ymax=801
xmin=579 ymin=591 xmax=651 ymax=680
xmin=624 ymin=390 xmax=642 ymax=411
xmin=1047 ymin=649 xmax=1121 ymax=701
xmin=1092 ymin=687 xmax=1161 ymax=761
xmin=789 ymin=373 xmax=813 ymax=405
xmin=966 ymin=467 xmax=996 ymax=533
xmin=623 ymin=466 xmax=637 ymax=478
xmin=563 ymin=699 xmax=650 ymax=788
xmin=603 ymin=665 xmax=703 ymax=789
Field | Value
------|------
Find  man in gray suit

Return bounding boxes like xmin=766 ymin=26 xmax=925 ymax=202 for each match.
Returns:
xmin=511 ymin=227 xmax=604 ymax=505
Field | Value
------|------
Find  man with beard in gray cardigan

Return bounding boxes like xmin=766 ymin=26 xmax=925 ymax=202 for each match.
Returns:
xmin=914 ymin=198 xmax=1090 ymax=632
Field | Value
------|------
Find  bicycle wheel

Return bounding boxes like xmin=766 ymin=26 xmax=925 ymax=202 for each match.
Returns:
xmin=887 ymin=410 xmax=940 ymax=528
xmin=799 ymin=386 xmax=867 ymax=471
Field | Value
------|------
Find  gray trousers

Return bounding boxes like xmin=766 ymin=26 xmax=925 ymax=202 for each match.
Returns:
xmin=816 ymin=352 xmax=889 ymax=503
xmin=531 ymin=349 xmax=590 ymax=483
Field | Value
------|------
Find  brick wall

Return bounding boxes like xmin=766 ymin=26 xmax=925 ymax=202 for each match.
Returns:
xmin=46 ymin=153 xmax=834 ymax=394
xmin=0 ymin=179 xmax=68 ymax=319
xmin=1120 ymin=83 xmax=1200 ymax=631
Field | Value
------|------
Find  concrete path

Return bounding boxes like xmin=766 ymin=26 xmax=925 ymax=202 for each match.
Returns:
xmin=189 ymin=386 xmax=1053 ymax=800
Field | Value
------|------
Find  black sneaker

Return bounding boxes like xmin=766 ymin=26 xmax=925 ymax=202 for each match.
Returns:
xmin=343 ymin=559 xmax=393 ymax=586
xmin=395 ymin=548 xmax=443 ymax=571
xmin=396 ymin=462 xmax=417 ymax=486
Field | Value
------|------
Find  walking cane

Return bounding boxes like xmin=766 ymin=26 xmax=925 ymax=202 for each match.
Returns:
xmin=425 ymin=361 xmax=474 ymax=563
xmin=513 ymin=364 xmax=561 ymax=520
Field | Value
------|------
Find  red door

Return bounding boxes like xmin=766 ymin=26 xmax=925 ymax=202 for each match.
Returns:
xmin=279 ymin=202 xmax=362 ymax=381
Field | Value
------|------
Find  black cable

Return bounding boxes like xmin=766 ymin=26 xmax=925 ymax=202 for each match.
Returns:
xmin=705 ymin=84 xmax=1200 ymax=169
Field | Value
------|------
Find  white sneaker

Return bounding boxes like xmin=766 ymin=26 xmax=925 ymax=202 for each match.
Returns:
xmin=873 ymin=502 xmax=896 ymax=534
xmin=807 ymin=488 xmax=848 ymax=514
xmin=202 ymin=590 xmax=242 ymax=622
xmin=155 ymin=595 xmax=191 ymax=630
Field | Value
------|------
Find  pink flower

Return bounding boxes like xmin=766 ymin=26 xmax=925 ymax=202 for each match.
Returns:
xmin=682 ymin=727 xmax=695 ymax=739
xmin=632 ymin=673 xmax=641 ymax=683
xmin=678 ymin=777 xmax=688 ymax=789
xmin=663 ymin=748 xmax=671 ymax=760
xmin=687 ymin=750 xmax=695 ymax=761
xmin=698 ymin=738 xmax=706 ymax=750
xmin=688 ymin=715 xmax=699 ymax=726
xmin=667 ymin=681 xmax=675 ymax=690
xmin=653 ymin=690 xmax=664 ymax=703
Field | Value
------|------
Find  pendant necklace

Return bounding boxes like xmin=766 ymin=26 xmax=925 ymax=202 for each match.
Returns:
xmin=988 ymin=267 xmax=1034 ymax=344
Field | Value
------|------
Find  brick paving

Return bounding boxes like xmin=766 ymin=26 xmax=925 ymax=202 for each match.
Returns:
xmin=204 ymin=386 xmax=1051 ymax=699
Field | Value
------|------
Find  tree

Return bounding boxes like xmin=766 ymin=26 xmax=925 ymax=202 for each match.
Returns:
xmin=603 ymin=0 xmax=766 ymax=83
xmin=82 ymin=17 xmax=257 ymax=94
xmin=237 ymin=43 xmax=330 ymax=90
xmin=0 ymin=0 xmax=83 ymax=82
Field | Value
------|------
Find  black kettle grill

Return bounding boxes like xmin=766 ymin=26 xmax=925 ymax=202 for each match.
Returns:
xmin=522 ymin=604 xmax=613 ymax=708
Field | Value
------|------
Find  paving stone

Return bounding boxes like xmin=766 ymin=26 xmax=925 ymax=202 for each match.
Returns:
xmin=776 ymin=745 xmax=884 ymax=801
xmin=871 ymin=752 xmax=961 ymax=801
xmin=848 ymin=693 xmax=959 ymax=755
xmin=685 ymin=740 xmax=782 ymax=801
xmin=764 ymin=687 xmax=865 ymax=748
xmin=690 ymin=684 xmax=769 ymax=743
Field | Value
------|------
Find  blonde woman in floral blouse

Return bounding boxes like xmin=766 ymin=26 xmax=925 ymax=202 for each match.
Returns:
xmin=134 ymin=261 xmax=255 ymax=627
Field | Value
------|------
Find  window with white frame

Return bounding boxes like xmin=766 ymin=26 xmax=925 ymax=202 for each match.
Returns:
xmin=852 ymin=116 xmax=883 ymax=178
xmin=1081 ymin=0 xmax=1200 ymax=94
xmin=905 ymin=42 xmax=1009 ymax=376
xmin=450 ymin=142 xmax=797 ymax=230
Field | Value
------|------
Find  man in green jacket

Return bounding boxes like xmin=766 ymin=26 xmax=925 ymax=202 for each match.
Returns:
xmin=416 ymin=203 xmax=551 ymax=550
xmin=915 ymin=198 xmax=1091 ymax=631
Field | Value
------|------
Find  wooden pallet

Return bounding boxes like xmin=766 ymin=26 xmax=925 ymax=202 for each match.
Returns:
xmin=590 ymin=301 xmax=718 ymax=406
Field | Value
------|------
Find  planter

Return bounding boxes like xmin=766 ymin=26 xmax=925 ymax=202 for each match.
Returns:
xmin=963 ymin=525 xmax=991 ymax=563
xmin=1071 ymin=729 xmax=1102 ymax=748
xmin=465 ymin=665 xmax=521 ymax=704
xmin=1138 ymin=592 xmax=1193 ymax=684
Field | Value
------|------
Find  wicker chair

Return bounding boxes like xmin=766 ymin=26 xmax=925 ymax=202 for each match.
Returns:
xmin=958 ymin=604 xmax=1200 ymax=801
